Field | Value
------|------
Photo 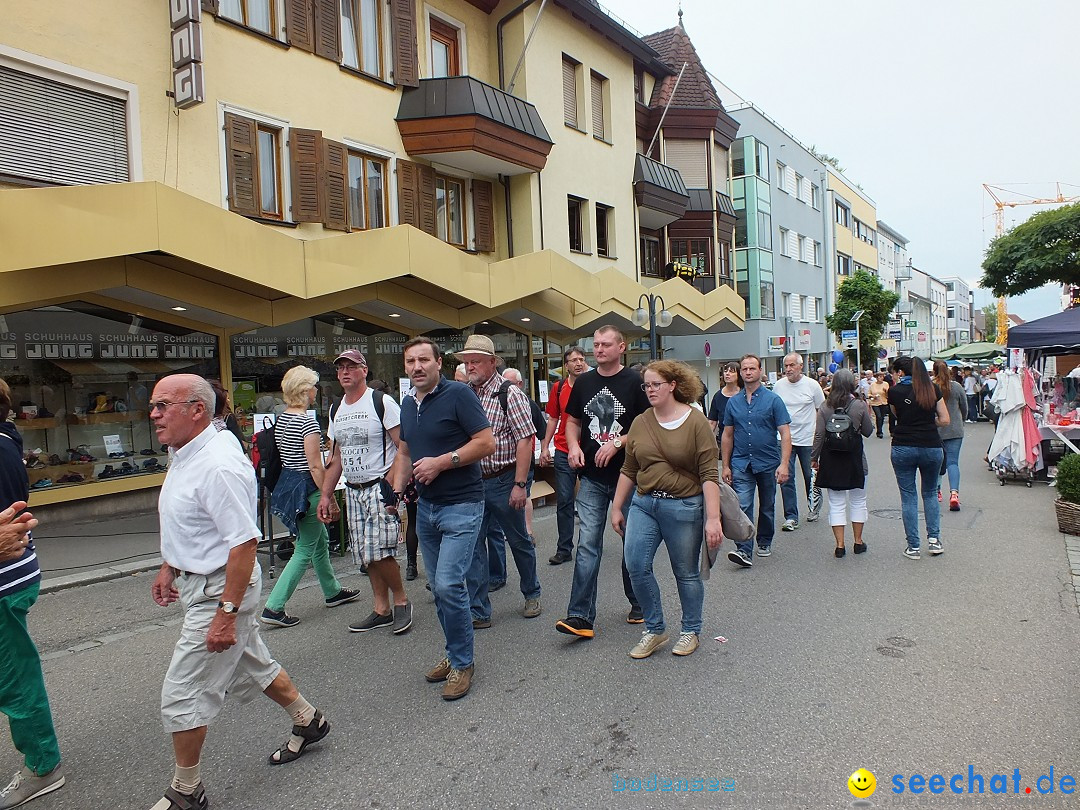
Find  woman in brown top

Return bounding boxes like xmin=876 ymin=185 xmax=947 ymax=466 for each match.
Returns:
xmin=867 ymin=371 xmax=890 ymax=439
xmin=612 ymin=361 xmax=722 ymax=659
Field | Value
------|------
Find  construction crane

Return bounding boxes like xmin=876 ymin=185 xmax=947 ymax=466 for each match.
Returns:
xmin=984 ymin=183 xmax=1080 ymax=344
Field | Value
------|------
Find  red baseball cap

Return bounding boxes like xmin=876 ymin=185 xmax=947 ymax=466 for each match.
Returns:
xmin=334 ymin=349 xmax=367 ymax=366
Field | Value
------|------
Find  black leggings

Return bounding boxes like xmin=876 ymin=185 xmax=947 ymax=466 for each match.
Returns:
xmin=405 ymin=500 xmax=418 ymax=566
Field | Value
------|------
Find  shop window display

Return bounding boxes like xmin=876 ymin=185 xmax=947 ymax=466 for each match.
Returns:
xmin=1 ymin=303 xmax=219 ymax=492
xmin=229 ymin=315 xmax=409 ymax=440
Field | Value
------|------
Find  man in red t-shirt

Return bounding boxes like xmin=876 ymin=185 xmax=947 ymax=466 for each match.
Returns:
xmin=539 ymin=347 xmax=589 ymax=564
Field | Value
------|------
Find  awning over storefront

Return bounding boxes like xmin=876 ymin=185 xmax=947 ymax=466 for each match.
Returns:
xmin=0 ymin=182 xmax=744 ymax=341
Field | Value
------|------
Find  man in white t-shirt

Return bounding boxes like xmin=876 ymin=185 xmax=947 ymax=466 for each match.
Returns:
xmin=773 ymin=353 xmax=825 ymax=530
xmin=317 ymin=350 xmax=411 ymax=635
xmin=150 ymin=374 xmax=330 ymax=810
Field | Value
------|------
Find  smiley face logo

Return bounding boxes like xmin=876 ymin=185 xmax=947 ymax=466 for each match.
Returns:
xmin=847 ymin=768 xmax=876 ymax=798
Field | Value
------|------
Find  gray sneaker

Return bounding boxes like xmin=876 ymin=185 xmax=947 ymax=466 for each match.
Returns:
xmin=392 ymin=602 xmax=413 ymax=634
xmin=629 ymin=631 xmax=670 ymax=659
xmin=523 ymin=597 xmax=542 ymax=618
xmin=756 ymin=545 xmax=772 ymax=557
xmin=781 ymin=519 xmax=798 ymax=532
xmin=903 ymin=546 xmax=921 ymax=561
xmin=927 ymin=538 xmax=944 ymax=556
xmin=727 ymin=550 xmax=753 ymax=568
xmin=349 ymin=611 xmax=393 ymax=633
xmin=0 ymin=765 xmax=66 ymax=809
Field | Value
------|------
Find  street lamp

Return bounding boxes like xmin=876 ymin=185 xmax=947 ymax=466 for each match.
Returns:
xmin=632 ymin=293 xmax=672 ymax=361
xmin=851 ymin=309 xmax=865 ymax=372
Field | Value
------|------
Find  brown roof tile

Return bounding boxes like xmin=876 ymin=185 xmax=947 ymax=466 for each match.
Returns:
xmin=642 ymin=25 xmax=722 ymax=110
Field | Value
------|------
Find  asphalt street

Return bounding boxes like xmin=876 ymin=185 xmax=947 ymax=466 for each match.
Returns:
xmin=5 ymin=421 xmax=1079 ymax=809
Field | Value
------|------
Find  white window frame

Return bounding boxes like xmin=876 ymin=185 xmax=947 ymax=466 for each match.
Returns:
xmin=0 ymin=45 xmax=143 ymax=182
xmin=217 ymin=103 xmax=291 ymax=219
xmin=778 ymin=227 xmax=789 ymax=256
xmin=424 ymin=6 xmax=468 ymax=78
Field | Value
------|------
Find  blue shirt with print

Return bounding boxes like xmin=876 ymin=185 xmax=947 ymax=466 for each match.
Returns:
xmin=722 ymin=385 xmax=791 ymax=473
xmin=400 ymin=378 xmax=490 ymax=504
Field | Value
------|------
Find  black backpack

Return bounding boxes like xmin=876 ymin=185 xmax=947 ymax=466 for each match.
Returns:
xmin=824 ymin=405 xmax=859 ymax=453
xmin=253 ymin=415 xmax=283 ymax=492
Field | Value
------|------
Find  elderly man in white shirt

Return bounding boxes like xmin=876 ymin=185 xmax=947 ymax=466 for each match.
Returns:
xmin=149 ymin=374 xmax=329 ymax=810
xmin=773 ymin=353 xmax=826 ymax=530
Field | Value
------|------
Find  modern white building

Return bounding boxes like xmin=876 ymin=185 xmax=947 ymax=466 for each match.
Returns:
xmin=942 ymin=277 xmax=972 ymax=346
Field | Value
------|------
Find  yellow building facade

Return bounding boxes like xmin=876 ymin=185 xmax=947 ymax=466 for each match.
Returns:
xmin=1 ymin=0 xmax=743 ymax=505
xmin=827 ymin=167 xmax=878 ymax=292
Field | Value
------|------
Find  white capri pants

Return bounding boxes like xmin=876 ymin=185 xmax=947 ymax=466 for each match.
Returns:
xmin=827 ymin=488 xmax=868 ymax=527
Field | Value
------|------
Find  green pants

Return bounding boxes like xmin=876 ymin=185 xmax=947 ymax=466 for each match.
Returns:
xmin=265 ymin=490 xmax=342 ymax=612
xmin=0 ymin=582 xmax=61 ymax=775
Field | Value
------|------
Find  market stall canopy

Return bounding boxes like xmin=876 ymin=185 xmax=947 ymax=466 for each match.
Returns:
xmin=933 ymin=341 xmax=1003 ymax=361
xmin=1007 ymin=308 xmax=1080 ymax=355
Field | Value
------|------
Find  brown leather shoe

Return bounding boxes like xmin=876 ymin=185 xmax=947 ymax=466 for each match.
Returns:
xmin=425 ymin=657 xmax=451 ymax=683
xmin=441 ymin=664 xmax=474 ymax=700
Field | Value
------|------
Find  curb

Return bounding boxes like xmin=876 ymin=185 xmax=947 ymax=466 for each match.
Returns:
xmin=40 ymin=558 xmax=164 ymax=594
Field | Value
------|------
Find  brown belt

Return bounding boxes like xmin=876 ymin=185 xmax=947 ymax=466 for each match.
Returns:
xmin=481 ymin=464 xmax=513 ymax=480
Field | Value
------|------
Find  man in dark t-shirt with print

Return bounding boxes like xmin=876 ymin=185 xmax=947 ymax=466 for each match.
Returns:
xmin=392 ymin=337 xmax=494 ymax=701
xmin=555 ymin=326 xmax=650 ymax=639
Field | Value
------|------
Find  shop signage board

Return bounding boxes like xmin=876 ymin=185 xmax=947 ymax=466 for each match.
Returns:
xmin=767 ymin=336 xmax=786 ymax=353
xmin=0 ymin=329 xmax=216 ymax=361
xmin=888 ymin=329 xmax=902 ymax=340
xmin=398 ymin=378 xmax=411 ymax=402
xmin=103 ymin=434 xmax=125 ymax=457
xmin=796 ymin=329 xmax=812 ymax=351
xmin=538 ymin=380 xmax=550 ymax=404
xmin=904 ymin=320 xmax=919 ymax=328
xmin=170 ymin=0 xmax=205 ymax=109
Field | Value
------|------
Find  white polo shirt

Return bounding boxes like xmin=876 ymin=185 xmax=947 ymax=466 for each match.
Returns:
xmin=159 ymin=424 xmax=260 ymax=575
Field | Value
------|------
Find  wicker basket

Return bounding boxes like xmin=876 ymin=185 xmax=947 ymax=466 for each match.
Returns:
xmin=1055 ymin=498 xmax=1080 ymax=536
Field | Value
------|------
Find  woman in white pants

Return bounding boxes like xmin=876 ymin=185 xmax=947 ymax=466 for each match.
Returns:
xmin=811 ymin=369 xmax=874 ymax=557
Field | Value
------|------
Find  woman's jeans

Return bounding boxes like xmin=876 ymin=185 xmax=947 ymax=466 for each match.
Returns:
xmin=891 ymin=446 xmax=943 ymax=549
xmin=873 ymin=405 xmax=889 ymax=436
xmin=941 ymin=437 xmax=963 ymax=493
xmin=623 ymin=492 xmax=704 ymax=635
xmin=265 ymin=490 xmax=342 ymax=612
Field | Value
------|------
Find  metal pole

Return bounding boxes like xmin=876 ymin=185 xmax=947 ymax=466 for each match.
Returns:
xmin=855 ymin=319 xmax=861 ymax=373
xmin=649 ymin=296 xmax=658 ymax=361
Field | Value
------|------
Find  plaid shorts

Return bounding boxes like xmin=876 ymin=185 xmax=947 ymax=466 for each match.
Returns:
xmin=345 ymin=482 xmax=400 ymax=566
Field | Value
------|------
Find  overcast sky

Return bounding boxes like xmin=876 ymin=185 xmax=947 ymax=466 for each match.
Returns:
xmin=614 ymin=0 xmax=1080 ymax=322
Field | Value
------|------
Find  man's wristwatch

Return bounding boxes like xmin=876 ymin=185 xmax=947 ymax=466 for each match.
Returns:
xmin=515 ymin=481 xmax=528 ymax=489
xmin=450 ymin=450 xmax=461 ymax=467
xmin=612 ymin=436 xmax=623 ymax=449
xmin=218 ymin=601 xmax=238 ymax=614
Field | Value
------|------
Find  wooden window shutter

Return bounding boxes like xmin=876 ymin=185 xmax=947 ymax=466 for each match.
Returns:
xmin=417 ymin=164 xmax=436 ymax=236
xmin=322 ymin=140 xmax=349 ymax=231
xmin=397 ymin=159 xmax=420 ymax=228
xmin=289 ymin=128 xmax=324 ymax=223
xmin=312 ymin=0 xmax=341 ymax=61
xmin=201 ymin=0 xmax=219 ymax=14
xmin=285 ymin=0 xmax=315 ymax=52
xmin=590 ymin=72 xmax=604 ymax=140
xmin=472 ymin=180 xmax=494 ymax=252
xmin=224 ymin=113 xmax=260 ymax=217
xmin=562 ymin=58 xmax=578 ymax=127
xmin=390 ymin=0 xmax=419 ymax=87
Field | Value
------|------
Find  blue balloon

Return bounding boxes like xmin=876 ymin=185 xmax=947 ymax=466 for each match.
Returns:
xmin=831 ymin=349 xmax=845 ymax=363
xmin=828 ymin=362 xmax=839 ymax=373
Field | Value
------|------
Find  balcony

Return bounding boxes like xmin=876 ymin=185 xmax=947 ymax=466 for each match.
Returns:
xmin=633 ymin=154 xmax=689 ymax=230
xmin=396 ymin=76 xmax=553 ymax=176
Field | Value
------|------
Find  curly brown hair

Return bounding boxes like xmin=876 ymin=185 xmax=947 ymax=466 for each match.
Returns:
xmin=644 ymin=360 xmax=704 ymax=405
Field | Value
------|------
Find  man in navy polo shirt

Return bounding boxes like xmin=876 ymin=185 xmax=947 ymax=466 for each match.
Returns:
xmin=390 ymin=337 xmax=494 ymax=701
xmin=721 ymin=354 xmax=792 ymax=567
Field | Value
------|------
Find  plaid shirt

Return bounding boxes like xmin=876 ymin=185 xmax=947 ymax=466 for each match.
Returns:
xmin=471 ymin=371 xmax=536 ymax=475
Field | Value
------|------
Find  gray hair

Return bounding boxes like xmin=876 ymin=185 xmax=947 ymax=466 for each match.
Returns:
xmin=783 ymin=352 xmax=803 ymax=366
xmin=503 ymin=368 xmax=522 ymax=384
xmin=189 ymin=377 xmax=215 ymax=413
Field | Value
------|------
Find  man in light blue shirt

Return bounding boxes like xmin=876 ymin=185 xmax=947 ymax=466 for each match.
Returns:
xmin=721 ymin=354 xmax=792 ymax=567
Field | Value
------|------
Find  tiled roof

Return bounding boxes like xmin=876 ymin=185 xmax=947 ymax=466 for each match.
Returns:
xmin=642 ymin=24 xmax=722 ymax=110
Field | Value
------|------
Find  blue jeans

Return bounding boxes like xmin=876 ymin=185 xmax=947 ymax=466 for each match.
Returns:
xmin=566 ymin=476 xmax=640 ymax=624
xmin=553 ymin=450 xmax=578 ymax=557
xmin=486 ymin=521 xmax=507 ymax=587
xmin=416 ymin=499 xmax=485 ymax=670
xmin=780 ymin=445 xmax=815 ymax=522
xmin=732 ymin=464 xmax=778 ymax=558
xmin=941 ymin=437 xmax=963 ymax=493
xmin=624 ymin=493 xmax=704 ymax=635
xmin=967 ymin=394 xmax=980 ymax=419
xmin=468 ymin=468 xmax=541 ymax=621
xmin=891 ymin=446 xmax=943 ymax=549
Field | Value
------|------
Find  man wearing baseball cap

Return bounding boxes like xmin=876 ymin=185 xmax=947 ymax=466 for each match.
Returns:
xmin=317 ymin=350 xmax=412 ymax=635
xmin=456 ymin=335 xmax=542 ymax=630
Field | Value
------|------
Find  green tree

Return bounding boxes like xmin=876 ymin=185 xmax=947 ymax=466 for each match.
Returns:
xmin=981 ymin=202 xmax=1080 ymax=295
xmin=826 ymin=269 xmax=899 ymax=370
xmin=981 ymin=302 xmax=998 ymax=342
